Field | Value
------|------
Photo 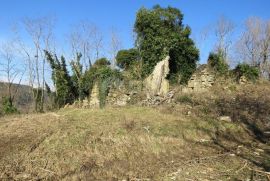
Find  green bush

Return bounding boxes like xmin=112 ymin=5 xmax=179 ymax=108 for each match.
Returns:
xmin=2 ymin=97 xmax=18 ymax=114
xmin=116 ymin=48 xmax=139 ymax=70
xmin=233 ymin=63 xmax=259 ymax=82
xmin=93 ymin=58 xmax=111 ymax=68
xmin=207 ymin=51 xmax=229 ymax=75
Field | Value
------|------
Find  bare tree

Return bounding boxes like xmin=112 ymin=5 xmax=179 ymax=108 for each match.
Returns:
xmin=0 ymin=40 xmax=24 ymax=108
xmin=214 ymin=16 xmax=235 ymax=62
xmin=236 ymin=17 xmax=270 ymax=78
xmin=19 ymin=16 xmax=55 ymax=112
xmin=69 ymin=21 xmax=93 ymax=69
xmin=69 ymin=21 xmax=103 ymax=70
xmin=260 ymin=20 xmax=270 ymax=78
xmin=92 ymin=25 xmax=103 ymax=61
xmin=109 ymin=28 xmax=122 ymax=68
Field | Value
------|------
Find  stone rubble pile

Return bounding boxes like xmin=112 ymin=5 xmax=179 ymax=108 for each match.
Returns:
xmin=141 ymin=90 xmax=175 ymax=106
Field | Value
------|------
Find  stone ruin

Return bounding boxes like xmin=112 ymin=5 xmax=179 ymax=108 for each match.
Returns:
xmin=142 ymin=56 xmax=175 ymax=105
xmin=88 ymin=82 xmax=134 ymax=108
xmin=66 ymin=59 xmax=219 ymax=108
xmin=87 ymin=56 xmax=173 ymax=107
xmin=183 ymin=65 xmax=215 ymax=93
xmin=145 ymin=56 xmax=170 ymax=97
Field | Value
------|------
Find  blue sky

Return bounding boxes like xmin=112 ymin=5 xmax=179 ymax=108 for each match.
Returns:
xmin=0 ymin=0 xmax=270 ymax=63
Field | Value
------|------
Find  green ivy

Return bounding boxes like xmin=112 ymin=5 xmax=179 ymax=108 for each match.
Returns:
xmin=84 ymin=65 xmax=122 ymax=109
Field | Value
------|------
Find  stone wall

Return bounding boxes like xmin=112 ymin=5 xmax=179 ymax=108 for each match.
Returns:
xmin=87 ymin=81 xmax=141 ymax=108
xmin=145 ymin=56 xmax=170 ymax=97
xmin=89 ymin=83 xmax=100 ymax=107
xmin=80 ymin=56 xmax=172 ymax=108
xmin=183 ymin=65 xmax=215 ymax=92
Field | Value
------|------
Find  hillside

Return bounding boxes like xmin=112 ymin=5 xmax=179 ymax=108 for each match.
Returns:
xmin=0 ymin=82 xmax=269 ymax=180
xmin=0 ymin=82 xmax=33 ymax=113
xmin=0 ymin=82 xmax=51 ymax=113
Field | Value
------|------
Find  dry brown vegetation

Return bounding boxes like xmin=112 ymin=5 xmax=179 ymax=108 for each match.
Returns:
xmin=0 ymin=81 xmax=270 ymax=180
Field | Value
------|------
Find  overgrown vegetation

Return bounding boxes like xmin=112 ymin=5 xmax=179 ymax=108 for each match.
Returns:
xmin=45 ymin=51 xmax=77 ymax=109
xmin=207 ymin=51 xmax=229 ymax=76
xmin=96 ymin=67 xmax=122 ymax=108
xmin=233 ymin=63 xmax=260 ymax=81
xmin=1 ymin=96 xmax=18 ymax=114
xmin=134 ymin=5 xmax=199 ymax=84
xmin=45 ymin=50 xmax=122 ymax=109
xmin=116 ymin=49 xmax=139 ymax=70
xmin=176 ymin=95 xmax=193 ymax=104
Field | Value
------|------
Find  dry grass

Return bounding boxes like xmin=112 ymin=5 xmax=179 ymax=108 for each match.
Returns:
xmin=0 ymin=81 xmax=270 ymax=180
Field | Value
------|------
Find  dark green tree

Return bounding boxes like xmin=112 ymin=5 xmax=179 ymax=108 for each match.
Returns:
xmin=71 ymin=53 xmax=85 ymax=102
xmin=45 ymin=51 xmax=76 ymax=108
xmin=116 ymin=48 xmax=139 ymax=70
xmin=207 ymin=51 xmax=229 ymax=75
xmin=134 ymin=5 xmax=199 ymax=84
xmin=93 ymin=57 xmax=111 ymax=68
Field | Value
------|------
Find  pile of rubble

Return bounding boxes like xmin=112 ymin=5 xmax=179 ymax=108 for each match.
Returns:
xmin=141 ymin=90 xmax=175 ymax=106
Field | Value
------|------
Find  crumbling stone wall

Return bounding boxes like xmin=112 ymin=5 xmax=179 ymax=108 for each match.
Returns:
xmin=145 ymin=56 xmax=170 ymax=97
xmin=183 ymin=65 xmax=215 ymax=92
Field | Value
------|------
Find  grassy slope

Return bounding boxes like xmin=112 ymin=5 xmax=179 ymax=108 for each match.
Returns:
xmin=0 ymin=105 xmax=269 ymax=180
xmin=0 ymin=81 xmax=270 ymax=180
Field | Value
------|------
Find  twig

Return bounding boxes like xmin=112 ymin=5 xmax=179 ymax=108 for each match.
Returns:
xmin=247 ymin=166 xmax=270 ymax=175
xmin=235 ymin=161 xmax=248 ymax=174
xmin=38 ymin=167 xmax=56 ymax=175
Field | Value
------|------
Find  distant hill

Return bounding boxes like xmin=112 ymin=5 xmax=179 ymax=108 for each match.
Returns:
xmin=0 ymin=82 xmax=41 ymax=113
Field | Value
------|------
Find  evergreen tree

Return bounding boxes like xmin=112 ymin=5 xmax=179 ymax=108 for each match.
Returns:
xmin=134 ymin=5 xmax=199 ymax=84
xmin=71 ymin=53 xmax=85 ymax=102
xmin=45 ymin=51 xmax=76 ymax=108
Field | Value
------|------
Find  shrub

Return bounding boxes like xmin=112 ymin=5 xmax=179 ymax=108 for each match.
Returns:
xmin=93 ymin=58 xmax=111 ymax=67
xmin=176 ymin=95 xmax=193 ymax=104
xmin=2 ymin=97 xmax=18 ymax=114
xmin=234 ymin=63 xmax=259 ymax=81
xmin=207 ymin=51 xmax=229 ymax=75
xmin=116 ymin=49 xmax=139 ymax=70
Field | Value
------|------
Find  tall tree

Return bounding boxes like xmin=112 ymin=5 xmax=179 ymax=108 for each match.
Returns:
xmin=134 ymin=5 xmax=199 ymax=84
xmin=20 ymin=16 xmax=55 ymax=112
xmin=69 ymin=21 xmax=104 ymax=70
xmin=45 ymin=51 xmax=75 ymax=108
xmin=70 ymin=53 xmax=84 ymax=103
xmin=0 ymin=40 xmax=23 ymax=112
xmin=214 ymin=16 xmax=235 ymax=62
xmin=109 ymin=28 xmax=122 ymax=68
xmin=236 ymin=17 xmax=270 ymax=79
